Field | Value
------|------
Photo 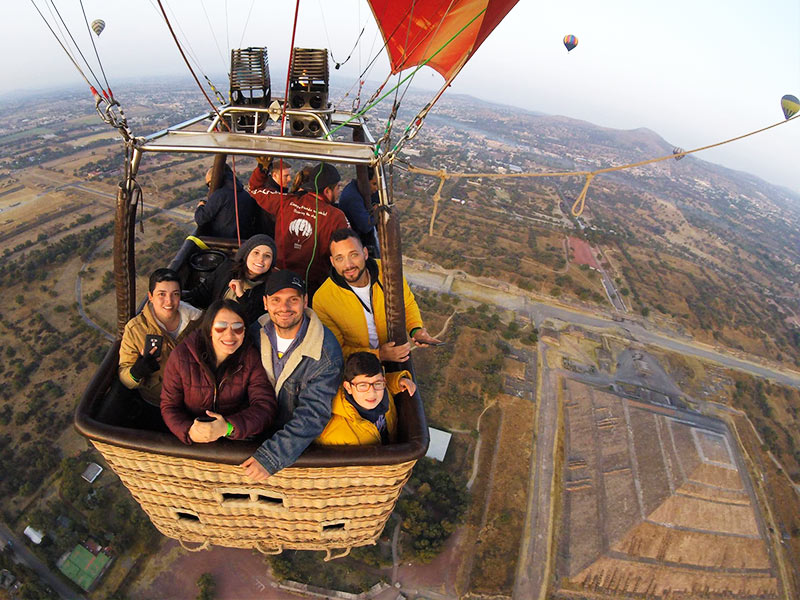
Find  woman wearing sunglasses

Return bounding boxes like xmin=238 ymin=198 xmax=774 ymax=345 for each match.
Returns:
xmin=184 ymin=234 xmax=277 ymax=325
xmin=161 ymin=299 xmax=277 ymax=444
xmin=316 ymin=352 xmax=416 ymax=446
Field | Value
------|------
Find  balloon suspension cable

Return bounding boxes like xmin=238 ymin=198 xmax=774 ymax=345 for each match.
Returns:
xmin=406 ymin=114 xmax=799 ymax=232
xmin=238 ymin=0 xmax=257 ymax=49
xmin=385 ymin=1 xmax=484 ymax=160
xmin=280 ymin=0 xmax=302 ymax=137
xmin=338 ymin=1 xmax=420 ymax=111
xmin=156 ymin=0 xmax=228 ymax=130
xmin=78 ymin=0 xmax=112 ymax=99
xmin=333 ymin=26 xmax=366 ymax=71
xmin=327 ymin=6 xmax=487 ymax=143
xmin=158 ymin=0 xmax=219 ymax=92
xmin=30 ymin=0 xmax=133 ymax=141
xmin=199 ymin=0 xmax=228 ymax=74
xmin=204 ymin=75 xmax=227 ymax=105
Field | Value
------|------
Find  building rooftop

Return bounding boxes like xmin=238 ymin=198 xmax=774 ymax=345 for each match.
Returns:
xmin=81 ymin=463 xmax=103 ymax=484
xmin=426 ymin=427 xmax=452 ymax=462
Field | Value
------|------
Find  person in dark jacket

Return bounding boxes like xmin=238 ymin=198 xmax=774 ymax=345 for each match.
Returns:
xmin=195 ymin=163 xmax=257 ymax=239
xmin=337 ymin=167 xmax=379 ymax=253
xmin=183 ymin=234 xmax=277 ymax=325
xmin=160 ymin=299 xmax=277 ymax=445
xmin=247 ymin=162 xmax=349 ymax=297
xmin=253 ymin=157 xmax=292 ymax=238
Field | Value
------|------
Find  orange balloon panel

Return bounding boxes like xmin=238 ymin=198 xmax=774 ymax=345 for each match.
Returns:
xmin=367 ymin=0 xmax=519 ymax=79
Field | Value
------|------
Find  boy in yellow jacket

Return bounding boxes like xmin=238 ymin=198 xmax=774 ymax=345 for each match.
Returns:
xmin=317 ymin=352 xmax=416 ymax=446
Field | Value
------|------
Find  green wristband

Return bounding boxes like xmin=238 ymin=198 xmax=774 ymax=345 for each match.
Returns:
xmin=225 ymin=422 xmax=234 ymax=437
xmin=409 ymin=327 xmax=422 ymax=338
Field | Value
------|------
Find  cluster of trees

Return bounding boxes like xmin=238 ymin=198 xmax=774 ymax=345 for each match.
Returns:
xmin=2 ymin=439 xmax=61 ymax=499
xmin=57 ymin=454 xmax=159 ymax=551
xmin=0 ymin=548 xmax=53 ymax=600
xmin=732 ymin=378 xmax=800 ymax=482
xmin=0 ymin=220 xmax=114 ymax=287
xmin=269 ymin=549 xmax=382 ymax=593
xmin=396 ymin=458 xmax=469 ymax=561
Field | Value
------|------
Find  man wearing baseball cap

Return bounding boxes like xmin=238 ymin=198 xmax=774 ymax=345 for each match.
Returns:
xmin=241 ymin=270 xmax=343 ymax=479
xmin=248 ymin=161 xmax=349 ymax=296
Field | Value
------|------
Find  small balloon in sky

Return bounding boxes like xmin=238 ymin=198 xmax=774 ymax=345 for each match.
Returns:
xmin=672 ymin=147 xmax=686 ymax=161
xmin=91 ymin=19 xmax=105 ymax=37
xmin=781 ymin=94 xmax=799 ymax=120
xmin=563 ymin=35 xmax=578 ymax=52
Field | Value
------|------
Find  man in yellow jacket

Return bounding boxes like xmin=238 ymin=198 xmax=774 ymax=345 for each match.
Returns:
xmin=313 ymin=228 xmax=441 ymax=362
xmin=317 ymin=352 xmax=416 ymax=445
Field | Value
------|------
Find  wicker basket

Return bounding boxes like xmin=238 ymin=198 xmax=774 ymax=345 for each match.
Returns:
xmin=76 ymin=341 xmax=429 ymax=559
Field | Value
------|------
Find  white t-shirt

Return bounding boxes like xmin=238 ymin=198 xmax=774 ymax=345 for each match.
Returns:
xmin=275 ymin=335 xmax=294 ymax=358
xmin=349 ymin=282 xmax=379 ymax=349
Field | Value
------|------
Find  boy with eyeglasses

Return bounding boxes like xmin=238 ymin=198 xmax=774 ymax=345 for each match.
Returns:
xmin=316 ymin=352 xmax=416 ymax=446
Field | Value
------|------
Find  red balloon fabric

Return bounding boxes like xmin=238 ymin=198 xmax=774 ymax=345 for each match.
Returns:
xmin=366 ymin=0 xmax=519 ymax=80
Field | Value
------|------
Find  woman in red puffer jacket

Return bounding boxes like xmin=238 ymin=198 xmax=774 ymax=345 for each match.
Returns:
xmin=161 ymin=299 xmax=277 ymax=445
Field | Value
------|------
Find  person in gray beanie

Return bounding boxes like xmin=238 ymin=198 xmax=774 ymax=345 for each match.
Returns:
xmin=248 ymin=161 xmax=349 ymax=297
xmin=183 ymin=234 xmax=278 ymax=325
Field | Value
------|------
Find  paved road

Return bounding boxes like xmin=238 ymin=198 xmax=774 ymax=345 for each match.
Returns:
xmin=514 ymin=346 xmax=557 ymax=600
xmin=404 ymin=262 xmax=800 ymax=389
xmin=0 ymin=523 xmax=86 ymax=600
xmin=69 ymin=183 xmax=194 ymax=223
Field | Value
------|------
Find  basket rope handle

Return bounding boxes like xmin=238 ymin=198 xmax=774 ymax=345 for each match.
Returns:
xmin=178 ymin=538 xmax=211 ymax=552
xmin=255 ymin=542 xmax=283 ymax=555
xmin=324 ymin=546 xmax=352 ymax=562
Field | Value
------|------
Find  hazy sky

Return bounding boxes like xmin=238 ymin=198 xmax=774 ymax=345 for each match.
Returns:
xmin=6 ymin=1 xmax=800 ymax=192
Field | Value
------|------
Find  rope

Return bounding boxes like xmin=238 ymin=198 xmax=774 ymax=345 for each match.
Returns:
xmin=406 ymin=114 xmax=799 ymax=222
xmin=305 ymin=168 xmax=324 ymax=286
xmin=231 ymin=156 xmax=241 ymax=246
xmin=280 ymin=0 xmax=302 ymax=137
xmin=155 ymin=0 xmax=228 ymax=128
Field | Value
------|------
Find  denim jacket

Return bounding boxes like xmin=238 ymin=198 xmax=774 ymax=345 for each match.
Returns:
xmin=251 ymin=308 xmax=343 ymax=474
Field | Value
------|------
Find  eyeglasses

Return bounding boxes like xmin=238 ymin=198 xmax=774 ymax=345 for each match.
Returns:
xmin=351 ymin=380 xmax=386 ymax=392
xmin=213 ymin=321 xmax=245 ymax=334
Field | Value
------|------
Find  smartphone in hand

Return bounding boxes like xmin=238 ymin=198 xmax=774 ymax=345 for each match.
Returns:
xmin=195 ymin=415 xmax=216 ymax=423
xmin=144 ymin=334 xmax=163 ymax=358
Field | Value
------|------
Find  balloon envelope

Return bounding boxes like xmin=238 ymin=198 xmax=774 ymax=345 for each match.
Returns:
xmin=563 ymin=34 xmax=578 ymax=51
xmin=367 ymin=0 xmax=520 ymax=80
xmin=91 ymin=19 xmax=105 ymax=37
xmin=781 ymin=94 xmax=799 ymax=120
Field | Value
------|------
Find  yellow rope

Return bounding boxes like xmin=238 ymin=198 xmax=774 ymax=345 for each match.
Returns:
xmin=406 ymin=115 xmax=797 ymax=219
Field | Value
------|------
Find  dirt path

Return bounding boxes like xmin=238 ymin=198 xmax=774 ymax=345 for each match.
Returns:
xmin=467 ymin=400 xmax=496 ymax=490
xmin=76 ymin=247 xmax=114 ymax=342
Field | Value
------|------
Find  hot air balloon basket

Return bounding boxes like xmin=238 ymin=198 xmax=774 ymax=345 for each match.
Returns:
xmin=91 ymin=440 xmax=415 ymax=559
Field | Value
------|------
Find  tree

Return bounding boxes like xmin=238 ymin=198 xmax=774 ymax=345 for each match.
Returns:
xmin=196 ymin=573 xmax=215 ymax=600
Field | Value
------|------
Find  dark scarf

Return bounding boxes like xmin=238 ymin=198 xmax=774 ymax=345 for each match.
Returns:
xmin=344 ymin=388 xmax=390 ymax=444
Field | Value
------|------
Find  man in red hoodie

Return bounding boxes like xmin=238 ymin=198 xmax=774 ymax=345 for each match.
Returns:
xmin=248 ymin=161 xmax=349 ymax=297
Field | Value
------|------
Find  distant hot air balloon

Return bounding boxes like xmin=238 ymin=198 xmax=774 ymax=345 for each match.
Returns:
xmin=563 ymin=34 xmax=578 ymax=52
xmin=91 ymin=19 xmax=105 ymax=37
xmin=781 ymin=94 xmax=799 ymax=120
xmin=672 ymin=147 xmax=685 ymax=161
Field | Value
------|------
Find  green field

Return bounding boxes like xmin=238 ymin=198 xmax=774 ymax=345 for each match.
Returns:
xmin=0 ymin=127 xmax=54 ymax=143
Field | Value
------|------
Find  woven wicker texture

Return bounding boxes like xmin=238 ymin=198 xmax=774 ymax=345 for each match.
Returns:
xmin=92 ymin=441 xmax=415 ymax=554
